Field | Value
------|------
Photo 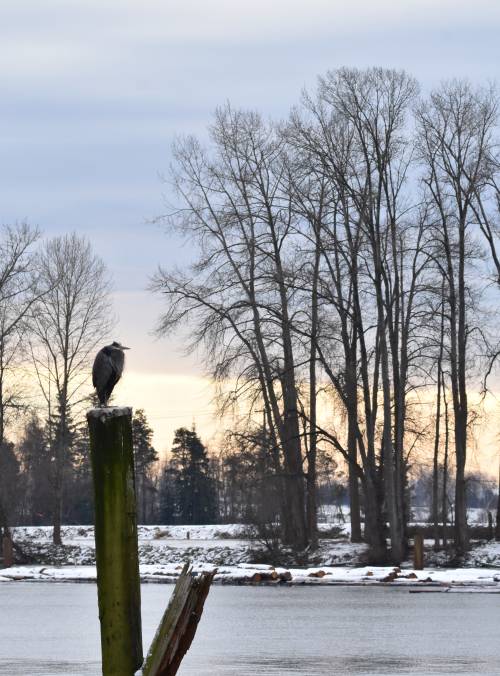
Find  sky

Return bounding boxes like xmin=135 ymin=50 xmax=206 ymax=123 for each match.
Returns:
xmin=2 ymin=0 xmax=500 ymax=455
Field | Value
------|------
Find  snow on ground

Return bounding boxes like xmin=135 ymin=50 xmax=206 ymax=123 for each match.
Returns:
xmin=10 ymin=524 xmax=257 ymax=567
xmin=3 ymin=523 xmax=500 ymax=588
xmin=12 ymin=523 xmax=249 ymax=543
xmin=9 ymin=524 xmax=363 ymax=568
xmin=2 ymin=562 xmax=500 ymax=589
xmin=467 ymin=540 xmax=500 ymax=568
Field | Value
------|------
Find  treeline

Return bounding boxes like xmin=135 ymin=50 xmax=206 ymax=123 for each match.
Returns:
xmin=152 ymin=67 xmax=500 ymax=563
xmin=1 ymin=409 xmax=158 ymax=528
xmin=4 ymin=411 xmax=495 ymax=537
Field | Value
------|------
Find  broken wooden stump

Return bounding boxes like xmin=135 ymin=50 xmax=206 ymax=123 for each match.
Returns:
xmin=141 ymin=562 xmax=215 ymax=676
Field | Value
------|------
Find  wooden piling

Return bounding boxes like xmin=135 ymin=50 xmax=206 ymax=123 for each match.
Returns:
xmin=413 ymin=532 xmax=424 ymax=570
xmin=87 ymin=407 xmax=143 ymax=676
xmin=1 ymin=533 xmax=13 ymax=568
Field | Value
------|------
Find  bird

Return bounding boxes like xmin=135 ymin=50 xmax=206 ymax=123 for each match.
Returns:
xmin=92 ymin=341 xmax=130 ymax=406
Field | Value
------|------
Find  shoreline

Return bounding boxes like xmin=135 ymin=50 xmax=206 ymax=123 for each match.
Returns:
xmin=2 ymin=562 xmax=500 ymax=590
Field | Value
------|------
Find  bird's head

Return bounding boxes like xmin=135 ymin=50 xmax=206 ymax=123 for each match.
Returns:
xmin=110 ymin=341 xmax=130 ymax=351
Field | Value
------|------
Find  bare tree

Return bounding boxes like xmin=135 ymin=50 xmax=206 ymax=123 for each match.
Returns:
xmin=31 ymin=233 xmax=112 ymax=544
xmin=153 ymin=69 xmax=500 ymax=563
xmin=431 ymin=281 xmax=446 ymax=550
xmin=286 ymin=67 xmax=423 ymax=563
xmin=153 ymin=107 xmax=311 ymax=551
xmin=0 ymin=223 xmax=42 ymax=441
xmin=496 ymin=456 xmax=500 ymax=541
xmin=417 ymin=80 xmax=499 ymax=555
xmin=0 ymin=223 xmax=43 ymax=545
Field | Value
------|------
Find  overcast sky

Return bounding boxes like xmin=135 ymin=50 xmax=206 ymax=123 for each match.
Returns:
xmin=2 ymin=0 xmax=500 ymax=453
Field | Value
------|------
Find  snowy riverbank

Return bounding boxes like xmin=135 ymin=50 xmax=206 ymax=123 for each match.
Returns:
xmin=3 ymin=524 xmax=500 ymax=589
xmin=2 ymin=562 xmax=500 ymax=589
xmin=6 ymin=523 xmax=368 ymax=568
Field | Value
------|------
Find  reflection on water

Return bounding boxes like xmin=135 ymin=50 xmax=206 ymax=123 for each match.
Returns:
xmin=1 ymin=583 xmax=499 ymax=676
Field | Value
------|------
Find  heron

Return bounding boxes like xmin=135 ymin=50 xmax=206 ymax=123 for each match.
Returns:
xmin=92 ymin=341 xmax=130 ymax=406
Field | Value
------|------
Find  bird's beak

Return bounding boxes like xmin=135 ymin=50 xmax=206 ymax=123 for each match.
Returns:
xmin=122 ymin=346 xmax=130 ymax=350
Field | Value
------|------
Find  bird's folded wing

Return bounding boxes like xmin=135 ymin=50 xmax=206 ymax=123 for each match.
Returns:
xmin=92 ymin=351 xmax=118 ymax=390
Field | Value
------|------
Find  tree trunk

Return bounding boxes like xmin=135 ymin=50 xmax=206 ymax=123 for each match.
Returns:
xmin=496 ymin=457 xmax=500 ymax=541
xmin=281 ymin=450 xmax=308 ymax=551
xmin=345 ymin=350 xmax=362 ymax=543
xmin=348 ymin=457 xmax=362 ymax=543
xmin=381 ymin=334 xmax=404 ymax=564
xmin=306 ymin=471 xmax=318 ymax=549
xmin=454 ymin=409 xmax=468 ymax=556
xmin=305 ymin=231 xmax=320 ymax=550
xmin=362 ymin=474 xmax=387 ymax=564
xmin=52 ymin=395 xmax=68 ymax=546
xmin=432 ymin=362 xmax=443 ymax=550
xmin=52 ymin=448 xmax=63 ymax=546
xmin=442 ymin=374 xmax=449 ymax=549
xmin=347 ymin=418 xmax=362 ymax=543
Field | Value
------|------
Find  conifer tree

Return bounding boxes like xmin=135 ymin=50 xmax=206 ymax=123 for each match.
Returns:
xmin=132 ymin=409 xmax=158 ymax=523
xmin=164 ymin=426 xmax=217 ymax=525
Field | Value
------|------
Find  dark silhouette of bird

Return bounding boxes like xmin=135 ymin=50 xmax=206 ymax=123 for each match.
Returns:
xmin=92 ymin=341 xmax=130 ymax=406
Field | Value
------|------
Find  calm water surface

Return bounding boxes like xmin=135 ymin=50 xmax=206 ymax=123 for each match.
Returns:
xmin=0 ymin=582 xmax=499 ymax=676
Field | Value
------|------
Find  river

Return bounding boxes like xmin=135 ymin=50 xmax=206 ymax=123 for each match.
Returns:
xmin=0 ymin=582 xmax=499 ymax=675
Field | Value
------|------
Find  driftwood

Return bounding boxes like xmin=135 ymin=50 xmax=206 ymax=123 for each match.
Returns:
xmin=141 ymin=562 xmax=215 ymax=676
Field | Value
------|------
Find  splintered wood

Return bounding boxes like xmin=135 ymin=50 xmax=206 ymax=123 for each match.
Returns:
xmin=141 ymin=563 xmax=215 ymax=676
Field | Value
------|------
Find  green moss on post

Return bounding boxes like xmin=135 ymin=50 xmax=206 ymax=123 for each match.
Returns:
xmin=87 ymin=407 xmax=143 ymax=676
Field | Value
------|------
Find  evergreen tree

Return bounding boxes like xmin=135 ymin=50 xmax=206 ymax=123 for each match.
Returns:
xmin=163 ymin=426 xmax=216 ymax=525
xmin=17 ymin=416 xmax=52 ymax=525
xmin=64 ymin=422 xmax=93 ymax=524
xmin=219 ymin=427 xmax=280 ymax=525
xmin=159 ymin=462 xmax=177 ymax=525
xmin=132 ymin=409 xmax=158 ymax=523
xmin=47 ymin=403 xmax=77 ymax=529
xmin=0 ymin=439 xmax=22 ymax=528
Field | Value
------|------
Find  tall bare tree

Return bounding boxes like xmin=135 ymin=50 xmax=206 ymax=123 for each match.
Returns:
xmin=31 ymin=233 xmax=112 ymax=544
xmin=0 ymin=223 xmax=43 ymax=545
xmin=153 ymin=107 xmax=311 ymax=550
xmin=286 ymin=67 xmax=423 ymax=563
xmin=417 ymin=80 xmax=499 ymax=554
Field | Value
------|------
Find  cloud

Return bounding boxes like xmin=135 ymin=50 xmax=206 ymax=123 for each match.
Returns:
xmin=2 ymin=1 xmax=499 ymax=86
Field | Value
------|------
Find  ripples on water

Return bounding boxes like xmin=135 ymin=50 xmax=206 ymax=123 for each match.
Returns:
xmin=0 ymin=656 xmax=494 ymax=676
xmin=181 ymin=655 xmax=497 ymax=675
xmin=1 ymin=583 xmax=499 ymax=676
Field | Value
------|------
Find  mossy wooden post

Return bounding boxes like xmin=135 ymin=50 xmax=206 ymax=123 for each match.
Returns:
xmin=87 ymin=407 xmax=143 ymax=676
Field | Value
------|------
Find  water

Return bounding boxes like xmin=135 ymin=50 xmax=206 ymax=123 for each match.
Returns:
xmin=0 ymin=582 xmax=499 ymax=675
